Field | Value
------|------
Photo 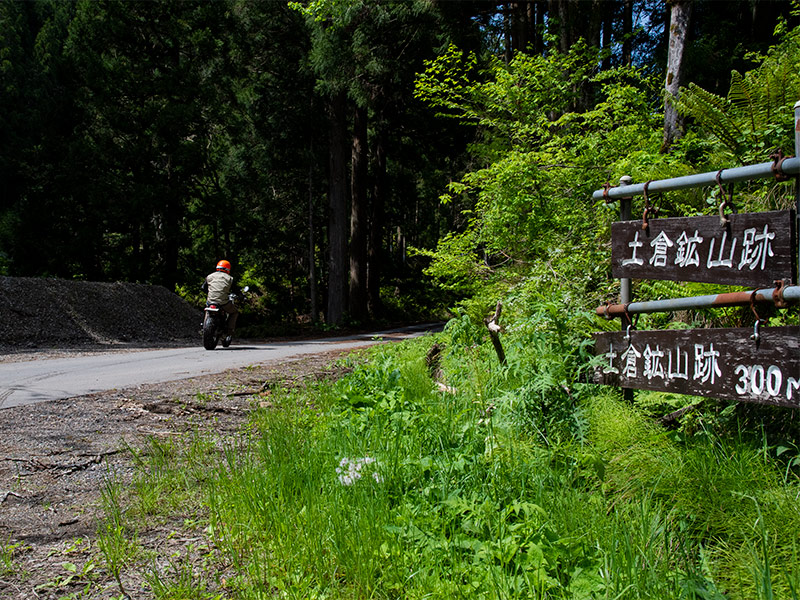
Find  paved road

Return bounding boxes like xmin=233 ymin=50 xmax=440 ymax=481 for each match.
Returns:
xmin=0 ymin=324 xmax=442 ymax=409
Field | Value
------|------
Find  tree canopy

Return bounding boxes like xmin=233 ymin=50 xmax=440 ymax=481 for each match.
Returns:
xmin=1 ymin=0 xmax=796 ymax=327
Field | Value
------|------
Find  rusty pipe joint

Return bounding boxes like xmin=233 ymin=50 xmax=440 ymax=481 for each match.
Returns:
xmin=595 ymin=285 xmax=800 ymax=318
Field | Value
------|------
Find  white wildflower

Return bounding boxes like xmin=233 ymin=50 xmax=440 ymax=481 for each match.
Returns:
xmin=336 ymin=456 xmax=382 ymax=486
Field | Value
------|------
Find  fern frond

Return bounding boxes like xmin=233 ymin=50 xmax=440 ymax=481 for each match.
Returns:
xmin=675 ymin=30 xmax=800 ymax=160
xmin=729 ymin=58 xmax=800 ymax=136
xmin=728 ymin=70 xmax=759 ymax=135
xmin=674 ymin=83 xmax=743 ymax=157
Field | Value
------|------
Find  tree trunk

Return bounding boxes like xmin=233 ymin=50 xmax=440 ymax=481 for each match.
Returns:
xmin=533 ymin=1 xmax=545 ymax=55
xmin=586 ymin=0 xmax=603 ymax=50
xmin=503 ymin=2 xmax=511 ymax=64
xmin=551 ymin=0 xmax=572 ymax=54
xmin=662 ymin=0 xmax=692 ymax=153
xmin=602 ymin=8 xmax=612 ymax=71
xmin=159 ymin=155 xmax=181 ymax=290
xmin=578 ymin=0 xmax=604 ymax=110
xmin=510 ymin=1 xmax=532 ymax=54
xmin=327 ymin=91 xmax=349 ymax=325
xmin=348 ymin=104 xmax=368 ymax=322
xmin=368 ymin=128 xmax=386 ymax=318
xmin=622 ymin=0 xmax=633 ymax=66
xmin=308 ymin=157 xmax=317 ymax=323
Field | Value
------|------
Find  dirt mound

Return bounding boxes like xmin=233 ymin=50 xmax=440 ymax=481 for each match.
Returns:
xmin=0 ymin=276 xmax=202 ymax=349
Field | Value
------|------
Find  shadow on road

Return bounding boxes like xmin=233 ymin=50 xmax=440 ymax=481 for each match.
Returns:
xmin=211 ymin=346 xmax=262 ymax=351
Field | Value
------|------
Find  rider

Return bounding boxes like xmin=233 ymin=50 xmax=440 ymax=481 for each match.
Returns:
xmin=202 ymin=259 xmax=240 ymax=347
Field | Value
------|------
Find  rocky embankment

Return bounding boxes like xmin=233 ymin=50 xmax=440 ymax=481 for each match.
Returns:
xmin=0 ymin=276 xmax=201 ymax=350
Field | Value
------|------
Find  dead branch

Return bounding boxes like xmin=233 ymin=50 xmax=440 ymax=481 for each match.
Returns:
xmin=659 ymin=402 xmax=703 ymax=428
xmin=14 ymin=449 xmax=126 ymax=477
xmin=425 ymin=342 xmax=444 ymax=381
xmin=60 ymin=454 xmax=103 ymax=475
xmin=486 ymin=301 xmax=507 ymax=366
xmin=425 ymin=342 xmax=457 ymax=394
xmin=0 ymin=490 xmax=22 ymax=504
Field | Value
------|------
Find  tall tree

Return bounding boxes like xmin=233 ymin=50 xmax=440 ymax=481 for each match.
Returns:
xmin=207 ymin=0 xmax=322 ymax=320
xmin=327 ymin=91 xmax=350 ymax=325
xmin=295 ymin=0 xmax=482 ymax=324
xmin=367 ymin=121 xmax=387 ymax=317
xmin=662 ymin=0 xmax=692 ymax=152
xmin=66 ymin=0 xmax=234 ymax=288
xmin=349 ymin=105 xmax=369 ymax=320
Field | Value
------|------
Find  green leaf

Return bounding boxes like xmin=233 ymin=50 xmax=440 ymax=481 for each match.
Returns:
xmin=62 ymin=562 xmax=77 ymax=573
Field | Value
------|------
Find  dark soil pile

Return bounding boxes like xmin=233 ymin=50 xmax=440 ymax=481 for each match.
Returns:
xmin=0 ymin=276 xmax=202 ymax=349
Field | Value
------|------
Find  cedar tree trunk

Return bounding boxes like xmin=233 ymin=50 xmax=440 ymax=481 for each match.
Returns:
xmin=662 ymin=0 xmax=692 ymax=153
xmin=327 ymin=91 xmax=349 ymax=325
xmin=348 ymin=104 xmax=368 ymax=322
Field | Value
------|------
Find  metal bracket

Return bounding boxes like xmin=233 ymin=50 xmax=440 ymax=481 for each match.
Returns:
xmin=624 ymin=323 xmax=633 ymax=342
xmin=715 ymin=170 xmax=735 ymax=226
xmin=641 ymin=180 xmax=657 ymax=231
xmin=749 ymin=290 xmax=767 ymax=345
xmin=770 ymin=150 xmax=792 ymax=182
xmin=603 ymin=300 xmax=613 ymax=320
xmin=602 ymin=181 xmax=614 ymax=205
xmin=749 ymin=289 xmax=762 ymax=323
xmin=750 ymin=319 xmax=762 ymax=343
xmin=773 ymin=279 xmax=791 ymax=308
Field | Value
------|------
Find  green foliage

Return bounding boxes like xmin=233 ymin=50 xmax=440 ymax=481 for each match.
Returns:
xmin=89 ymin=325 xmax=800 ymax=599
xmin=0 ymin=538 xmax=27 ymax=578
xmin=414 ymin=42 xmax=681 ymax=306
xmin=415 ymin=24 xmax=800 ymax=338
xmin=97 ymin=472 xmax=140 ymax=598
xmin=146 ymin=558 xmax=222 ymax=600
xmin=674 ymin=24 xmax=800 ymax=164
xmin=587 ymin=392 xmax=800 ymax=599
xmin=412 ymin=228 xmax=490 ymax=294
xmin=414 ymin=44 xmax=482 ymax=123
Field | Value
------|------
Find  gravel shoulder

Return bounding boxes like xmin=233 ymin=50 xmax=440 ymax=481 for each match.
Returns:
xmin=0 ymin=347 xmax=357 ymax=599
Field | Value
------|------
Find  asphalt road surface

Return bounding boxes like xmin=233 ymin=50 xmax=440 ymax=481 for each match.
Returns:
xmin=0 ymin=324 xmax=442 ymax=409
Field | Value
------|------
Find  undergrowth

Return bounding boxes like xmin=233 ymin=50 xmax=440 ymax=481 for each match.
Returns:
xmin=102 ymin=303 xmax=800 ymax=599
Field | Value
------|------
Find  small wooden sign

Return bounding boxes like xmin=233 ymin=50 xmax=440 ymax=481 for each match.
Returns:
xmin=611 ymin=210 xmax=796 ymax=287
xmin=593 ymin=326 xmax=800 ymax=407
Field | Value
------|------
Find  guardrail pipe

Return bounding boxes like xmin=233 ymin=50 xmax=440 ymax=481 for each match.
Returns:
xmin=618 ymin=176 xmax=633 ymax=401
xmin=592 ymin=157 xmax=800 ymax=201
xmin=618 ymin=176 xmax=632 ymax=307
xmin=596 ymin=285 xmax=800 ymax=318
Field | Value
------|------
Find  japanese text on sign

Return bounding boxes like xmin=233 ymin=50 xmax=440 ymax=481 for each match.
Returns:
xmin=611 ymin=210 xmax=796 ymax=287
xmin=593 ymin=327 xmax=800 ymax=407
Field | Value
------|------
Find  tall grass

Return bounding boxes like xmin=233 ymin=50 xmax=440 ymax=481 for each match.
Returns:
xmin=108 ymin=309 xmax=800 ymax=599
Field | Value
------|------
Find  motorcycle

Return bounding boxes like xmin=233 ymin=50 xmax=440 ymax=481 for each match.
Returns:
xmin=202 ymin=286 xmax=249 ymax=350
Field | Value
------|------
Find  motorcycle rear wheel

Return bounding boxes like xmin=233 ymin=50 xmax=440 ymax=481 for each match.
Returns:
xmin=202 ymin=314 xmax=218 ymax=350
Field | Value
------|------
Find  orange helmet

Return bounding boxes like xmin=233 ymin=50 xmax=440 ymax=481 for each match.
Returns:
xmin=216 ymin=259 xmax=231 ymax=273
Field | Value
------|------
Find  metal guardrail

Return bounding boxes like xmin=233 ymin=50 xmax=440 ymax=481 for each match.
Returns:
xmin=593 ymin=101 xmax=800 ymax=319
xmin=597 ymin=284 xmax=800 ymax=318
xmin=591 ymin=157 xmax=800 ymax=202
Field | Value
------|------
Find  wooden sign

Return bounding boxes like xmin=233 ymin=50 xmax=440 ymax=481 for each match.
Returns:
xmin=593 ymin=326 xmax=800 ymax=407
xmin=611 ymin=210 xmax=796 ymax=287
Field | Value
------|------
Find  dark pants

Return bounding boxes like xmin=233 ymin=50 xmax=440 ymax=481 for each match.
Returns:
xmin=222 ymin=302 xmax=238 ymax=335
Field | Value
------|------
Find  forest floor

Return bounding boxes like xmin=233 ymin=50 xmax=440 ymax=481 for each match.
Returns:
xmin=0 ymin=346 xmax=358 ymax=599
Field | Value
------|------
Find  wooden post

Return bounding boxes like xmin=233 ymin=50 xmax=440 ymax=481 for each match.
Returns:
xmin=486 ymin=301 xmax=506 ymax=366
xmin=618 ymin=176 xmax=633 ymax=401
xmin=794 ymin=100 xmax=800 ymax=284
